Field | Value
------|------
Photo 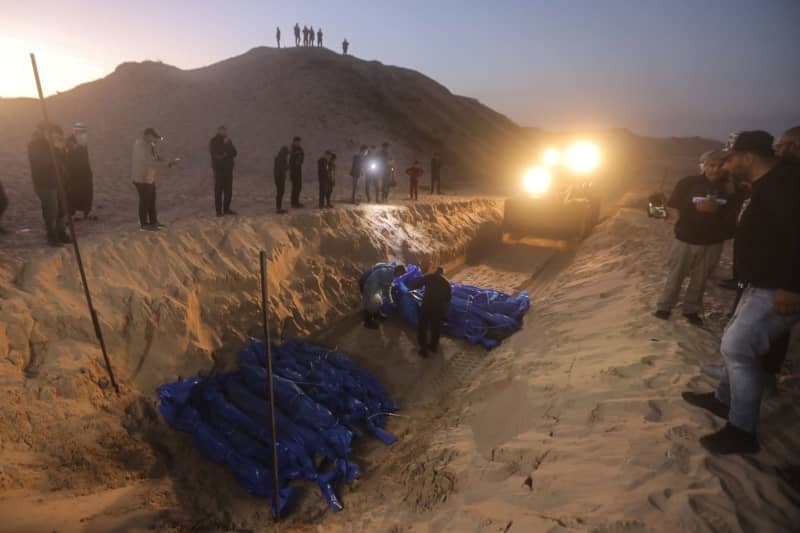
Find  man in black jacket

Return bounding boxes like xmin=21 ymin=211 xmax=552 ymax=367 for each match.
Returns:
xmin=289 ymin=137 xmax=305 ymax=208
xmin=28 ymin=123 xmax=70 ymax=246
xmin=274 ymin=146 xmax=289 ymax=214
xmin=209 ymin=126 xmax=238 ymax=217
xmin=407 ymin=267 xmax=452 ymax=358
xmin=682 ymin=131 xmax=800 ymax=455
xmin=654 ymin=150 xmax=733 ymax=326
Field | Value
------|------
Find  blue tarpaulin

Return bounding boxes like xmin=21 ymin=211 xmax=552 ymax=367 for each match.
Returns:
xmin=157 ymin=339 xmax=398 ymax=516
xmin=379 ymin=264 xmax=530 ymax=349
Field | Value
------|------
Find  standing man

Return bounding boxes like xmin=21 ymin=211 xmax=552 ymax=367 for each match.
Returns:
xmin=317 ymin=150 xmax=332 ymax=209
xmin=350 ymin=145 xmax=367 ymax=204
xmin=302 ymin=26 xmax=309 ymax=46
xmin=654 ymin=150 xmax=732 ymax=326
xmin=289 ymin=137 xmax=305 ymax=208
xmin=317 ymin=28 xmax=323 ymax=47
xmin=273 ymin=146 xmax=289 ymax=214
xmin=294 ymin=23 xmax=301 ymax=46
xmin=364 ymin=145 xmax=381 ymax=203
xmin=276 ymin=26 xmax=281 ymax=48
xmin=379 ymin=142 xmax=395 ymax=203
xmin=209 ymin=126 xmax=238 ymax=217
xmin=65 ymin=123 xmax=95 ymax=220
xmin=308 ymin=26 xmax=315 ymax=47
xmin=407 ymin=267 xmax=452 ymax=358
xmin=28 ymin=122 xmax=70 ymax=246
xmin=406 ymin=161 xmax=424 ymax=201
xmin=131 ymin=128 xmax=176 ymax=231
xmin=342 ymin=39 xmax=349 ymax=55
xmin=430 ymin=152 xmax=443 ymax=194
xmin=683 ymin=131 xmax=800 ymax=454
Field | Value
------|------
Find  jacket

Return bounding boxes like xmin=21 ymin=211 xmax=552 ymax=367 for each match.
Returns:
xmin=274 ymin=148 xmax=289 ymax=179
xmin=290 ymin=146 xmax=304 ymax=177
xmin=131 ymin=138 xmax=168 ymax=184
xmin=317 ymin=157 xmax=330 ymax=181
xmin=209 ymin=134 xmax=237 ymax=175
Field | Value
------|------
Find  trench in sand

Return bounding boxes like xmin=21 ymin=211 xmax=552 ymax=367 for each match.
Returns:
xmin=122 ymin=226 xmax=575 ymax=529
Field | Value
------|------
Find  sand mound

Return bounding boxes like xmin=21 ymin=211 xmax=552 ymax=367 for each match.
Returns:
xmin=0 ymin=46 xmax=524 ymax=236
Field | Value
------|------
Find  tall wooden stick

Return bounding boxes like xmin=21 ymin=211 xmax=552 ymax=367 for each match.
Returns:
xmin=259 ymin=251 xmax=281 ymax=521
xmin=30 ymin=53 xmax=119 ymax=395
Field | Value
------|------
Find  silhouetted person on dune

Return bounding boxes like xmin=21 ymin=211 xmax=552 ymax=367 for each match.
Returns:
xmin=342 ymin=39 xmax=349 ymax=55
xmin=303 ymin=26 xmax=309 ymax=46
xmin=294 ymin=23 xmax=301 ymax=46
xmin=276 ymin=26 xmax=281 ymax=48
xmin=28 ymin=122 xmax=70 ymax=245
xmin=308 ymin=26 xmax=315 ymax=47
xmin=317 ymin=28 xmax=323 ymax=47
xmin=209 ymin=126 xmax=238 ymax=217
xmin=65 ymin=123 xmax=95 ymax=220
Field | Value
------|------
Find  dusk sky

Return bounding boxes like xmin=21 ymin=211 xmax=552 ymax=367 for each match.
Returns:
xmin=2 ymin=0 xmax=798 ymax=139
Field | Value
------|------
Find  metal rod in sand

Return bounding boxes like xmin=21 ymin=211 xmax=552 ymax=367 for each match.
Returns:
xmin=30 ymin=53 xmax=120 ymax=395
xmin=260 ymin=251 xmax=282 ymax=521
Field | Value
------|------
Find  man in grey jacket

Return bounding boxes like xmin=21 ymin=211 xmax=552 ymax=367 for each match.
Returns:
xmin=131 ymin=128 xmax=176 ymax=230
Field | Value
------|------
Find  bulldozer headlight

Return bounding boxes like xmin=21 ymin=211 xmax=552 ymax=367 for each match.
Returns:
xmin=523 ymin=167 xmax=552 ymax=195
xmin=542 ymin=148 xmax=560 ymax=167
xmin=565 ymin=141 xmax=601 ymax=174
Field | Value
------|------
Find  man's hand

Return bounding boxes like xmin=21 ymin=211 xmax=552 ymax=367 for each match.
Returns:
xmin=773 ymin=289 xmax=800 ymax=315
xmin=695 ymin=199 xmax=719 ymax=213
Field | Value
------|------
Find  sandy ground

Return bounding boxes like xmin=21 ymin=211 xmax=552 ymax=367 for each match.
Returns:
xmin=2 ymin=196 xmax=798 ymax=532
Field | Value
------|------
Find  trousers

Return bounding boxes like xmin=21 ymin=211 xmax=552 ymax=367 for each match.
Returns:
xmin=418 ymin=308 xmax=445 ymax=351
xmin=657 ymin=239 xmax=723 ymax=314
xmin=214 ymin=171 xmax=233 ymax=214
xmin=275 ymin=175 xmax=286 ymax=210
xmin=134 ymin=182 xmax=158 ymax=226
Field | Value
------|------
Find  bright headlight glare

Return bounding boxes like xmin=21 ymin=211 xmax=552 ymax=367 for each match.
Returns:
xmin=565 ymin=141 xmax=601 ymax=174
xmin=522 ymin=167 xmax=552 ymax=195
xmin=542 ymin=148 xmax=560 ymax=167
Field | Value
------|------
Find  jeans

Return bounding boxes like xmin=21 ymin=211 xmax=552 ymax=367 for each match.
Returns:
xmin=716 ymin=287 xmax=800 ymax=432
xmin=36 ymin=187 xmax=65 ymax=241
xmin=290 ymin=172 xmax=302 ymax=206
xmin=134 ymin=182 xmax=158 ymax=226
xmin=275 ymin=175 xmax=286 ymax=210
xmin=418 ymin=308 xmax=445 ymax=352
xmin=213 ymin=172 xmax=233 ymax=214
xmin=365 ymin=175 xmax=381 ymax=203
xmin=657 ymin=239 xmax=723 ymax=314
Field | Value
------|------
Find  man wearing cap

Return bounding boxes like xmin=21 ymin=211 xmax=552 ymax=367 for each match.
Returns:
xmin=209 ymin=126 xmax=238 ymax=217
xmin=655 ymin=150 xmax=733 ymax=326
xmin=65 ymin=123 xmax=95 ymax=220
xmin=682 ymin=131 xmax=800 ymax=454
xmin=131 ymin=128 xmax=176 ymax=230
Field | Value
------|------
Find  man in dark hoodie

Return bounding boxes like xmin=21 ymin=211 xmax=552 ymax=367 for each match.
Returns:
xmin=28 ymin=122 xmax=70 ymax=246
xmin=274 ymin=146 xmax=289 ymax=214
xmin=289 ymin=137 xmax=305 ymax=208
xmin=209 ymin=126 xmax=238 ymax=217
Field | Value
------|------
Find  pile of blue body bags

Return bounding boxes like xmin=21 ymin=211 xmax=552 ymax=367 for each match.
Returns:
xmin=362 ymin=263 xmax=531 ymax=349
xmin=157 ymin=339 xmax=398 ymax=516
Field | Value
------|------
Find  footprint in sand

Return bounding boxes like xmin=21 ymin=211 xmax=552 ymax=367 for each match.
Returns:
xmin=665 ymin=424 xmax=698 ymax=443
xmin=688 ymin=495 xmax=736 ymax=533
xmin=647 ymin=487 xmax=673 ymax=511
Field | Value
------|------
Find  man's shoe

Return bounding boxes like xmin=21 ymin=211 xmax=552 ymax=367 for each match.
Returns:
xmin=47 ymin=238 xmax=63 ymax=247
xmin=718 ymin=279 xmax=739 ymax=290
xmin=418 ymin=348 xmax=429 ymax=358
xmin=216 ymin=212 xmax=223 ymax=218
xmin=59 ymin=234 xmax=72 ymax=244
xmin=682 ymin=391 xmax=729 ymax=419
xmin=684 ymin=313 xmax=704 ymax=327
xmin=700 ymin=423 xmax=760 ymax=455
xmin=654 ymin=310 xmax=671 ymax=320
xmin=140 ymin=224 xmax=159 ymax=232
xmin=276 ymin=209 xmax=288 ymax=214
xmin=292 ymin=203 xmax=305 ymax=208
xmin=224 ymin=209 xmax=237 ymax=216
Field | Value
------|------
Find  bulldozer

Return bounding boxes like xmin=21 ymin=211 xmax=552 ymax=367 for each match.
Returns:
xmin=503 ymin=142 xmax=604 ymax=241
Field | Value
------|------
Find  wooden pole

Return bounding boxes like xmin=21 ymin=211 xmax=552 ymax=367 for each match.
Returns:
xmin=30 ymin=53 xmax=119 ymax=395
xmin=259 ymin=251 xmax=281 ymax=521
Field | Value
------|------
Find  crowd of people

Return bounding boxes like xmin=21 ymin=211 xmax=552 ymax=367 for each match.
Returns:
xmin=274 ymin=23 xmax=348 ymax=55
xmin=0 ymin=123 xmax=446 ymax=243
xmin=654 ymin=126 xmax=800 ymax=455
